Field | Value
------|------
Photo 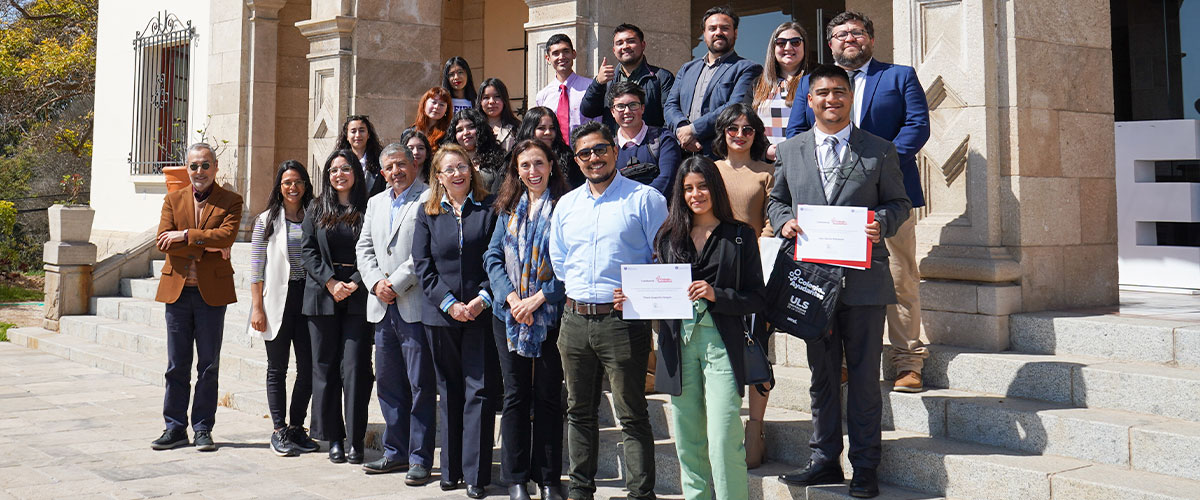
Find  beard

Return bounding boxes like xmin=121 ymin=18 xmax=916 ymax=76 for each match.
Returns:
xmin=585 ymin=164 xmax=616 ymax=185
xmin=706 ymin=35 xmax=734 ymax=56
xmin=834 ymin=44 xmax=873 ymax=69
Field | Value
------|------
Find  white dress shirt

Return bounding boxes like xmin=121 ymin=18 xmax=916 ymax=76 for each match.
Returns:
xmin=842 ymin=58 xmax=873 ymax=126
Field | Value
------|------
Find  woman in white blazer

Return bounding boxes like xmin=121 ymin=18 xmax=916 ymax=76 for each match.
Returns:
xmin=248 ymin=160 xmax=321 ymax=457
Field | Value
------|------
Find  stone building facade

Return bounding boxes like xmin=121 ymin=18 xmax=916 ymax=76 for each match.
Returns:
xmin=88 ymin=0 xmax=1123 ymax=346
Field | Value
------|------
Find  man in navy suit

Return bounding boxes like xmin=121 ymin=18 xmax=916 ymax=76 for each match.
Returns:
xmin=786 ymin=11 xmax=931 ymax=394
xmin=663 ymin=6 xmax=762 ymax=155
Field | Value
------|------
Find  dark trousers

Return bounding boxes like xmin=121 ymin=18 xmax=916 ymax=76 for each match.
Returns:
xmin=426 ymin=323 xmax=496 ymax=487
xmin=308 ymin=310 xmax=373 ymax=443
xmin=806 ymin=303 xmax=886 ymax=470
xmin=558 ymin=309 xmax=655 ymax=500
xmin=163 ymin=286 xmax=227 ymax=432
xmin=375 ymin=304 xmax=437 ymax=466
xmin=264 ymin=280 xmax=312 ymax=430
xmin=493 ymin=316 xmax=563 ymax=486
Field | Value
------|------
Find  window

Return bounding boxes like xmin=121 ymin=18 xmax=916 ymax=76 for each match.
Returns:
xmin=128 ymin=11 xmax=196 ymax=175
xmin=1111 ymin=0 xmax=1200 ymax=121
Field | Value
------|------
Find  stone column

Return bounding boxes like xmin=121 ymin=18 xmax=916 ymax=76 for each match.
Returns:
xmin=523 ymin=0 xmax=690 ymax=109
xmin=296 ymin=10 xmax=355 ymax=185
xmin=895 ymin=0 xmax=1117 ymax=351
xmin=206 ymin=0 xmax=250 ymax=230
xmin=43 ymin=206 xmax=97 ymax=331
xmin=244 ymin=0 xmax=287 ymax=222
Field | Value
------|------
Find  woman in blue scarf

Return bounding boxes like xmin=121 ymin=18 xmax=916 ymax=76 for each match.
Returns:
xmin=484 ymin=139 xmax=571 ymax=500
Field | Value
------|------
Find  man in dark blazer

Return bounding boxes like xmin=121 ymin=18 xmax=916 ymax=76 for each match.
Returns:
xmin=580 ymin=23 xmax=675 ymax=131
xmin=151 ymin=143 xmax=243 ymax=452
xmin=769 ymin=65 xmax=911 ymax=498
xmin=786 ymin=11 xmax=932 ymax=393
xmin=663 ymin=6 xmax=762 ymax=155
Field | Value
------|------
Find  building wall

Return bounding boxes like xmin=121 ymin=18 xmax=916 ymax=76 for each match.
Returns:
xmin=89 ymin=0 xmax=212 ymax=234
xmin=276 ymin=0 xmax=312 ymax=168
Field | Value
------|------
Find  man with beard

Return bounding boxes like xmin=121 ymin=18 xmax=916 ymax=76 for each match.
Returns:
xmin=581 ymin=23 xmax=676 ymax=131
xmin=664 ymin=6 xmax=762 ymax=155
xmin=785 ymin=11 xmax=931 ymax=394
xmin=549 ymin=121 xmax=668 ymax=500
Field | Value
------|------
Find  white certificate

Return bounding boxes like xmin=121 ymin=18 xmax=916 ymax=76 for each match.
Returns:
xmin=793 ymin=204 xmax=868 ymax=262
xmin=620 ymin=264 xmax=693 ymax=320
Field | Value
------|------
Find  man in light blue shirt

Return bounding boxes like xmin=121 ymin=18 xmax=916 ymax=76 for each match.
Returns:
xmin=549 ymin=121 xmax=667 ymax=500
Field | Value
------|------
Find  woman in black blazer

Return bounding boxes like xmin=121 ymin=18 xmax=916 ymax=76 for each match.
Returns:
xmin=301 ymin=149 xmax=373 ymax=465
xmin=413 ymin=143 xmax=498 ymax=499
xmin=616 ymin=156 xmax=765 ymax=500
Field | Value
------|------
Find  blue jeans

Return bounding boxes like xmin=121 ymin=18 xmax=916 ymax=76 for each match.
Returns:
xmin=163 ymin=286 xmax=227 ymax=432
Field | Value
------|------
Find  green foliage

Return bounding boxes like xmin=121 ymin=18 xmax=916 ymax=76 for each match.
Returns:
xmin=0 ymin=200 xmax=38 ymax=273
xmin=0 ymin=321 xmax=13 ymax=342
xmin=0 ymin=284 xmax=40 ymax=302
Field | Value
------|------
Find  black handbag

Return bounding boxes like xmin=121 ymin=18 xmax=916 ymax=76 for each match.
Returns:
xmin=619 ymin=158 xmax=659 ymax=185
xmin=763 ymin=238 xmax=844 ymax=341
xmin=733 ymin=227 xmax=774 ymax=393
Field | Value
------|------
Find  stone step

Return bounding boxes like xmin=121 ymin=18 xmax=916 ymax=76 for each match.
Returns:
xmin=916 ymin=345 xmax=1200 ymax=423
xmin=769 ymin=365 xmax=1200 ymax=482
xmin=757 ymin=406 xmax=1200 ymax=500
xmin=91 ymin=296 xmax=262 ymax=350
xmin=1010 ymin=311 xmax=1200 ymax=368
xmin=119 ymin=277 xmax=256 ymax=318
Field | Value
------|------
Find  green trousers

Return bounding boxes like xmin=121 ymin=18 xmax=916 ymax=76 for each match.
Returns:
xmin=670 ymin=305 xmax=749 ymax=500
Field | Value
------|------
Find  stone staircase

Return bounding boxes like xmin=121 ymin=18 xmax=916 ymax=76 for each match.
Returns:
xmin=9 ymin=242 xmax=1200 ymax=499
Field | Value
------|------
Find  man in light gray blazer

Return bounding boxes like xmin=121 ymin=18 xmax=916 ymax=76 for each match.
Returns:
xmin=768 ymin=65 xmax=911 ymax=499
xmin=355 ymin=142 xmax=436 ymax=483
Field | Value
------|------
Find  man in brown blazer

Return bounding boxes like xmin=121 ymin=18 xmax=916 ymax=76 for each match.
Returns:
xmin=150 ymin=143 xmax=243 ymax=452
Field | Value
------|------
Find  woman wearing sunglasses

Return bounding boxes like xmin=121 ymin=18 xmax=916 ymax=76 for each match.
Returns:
xmin=753 ymin=22 xmax=810 ymax=162
xmin=711 ymin=103 xmax=775 ymax=469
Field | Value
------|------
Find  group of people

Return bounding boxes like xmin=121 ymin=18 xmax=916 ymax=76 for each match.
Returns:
xmin=149 ymin=7 xmax=930 ymax=500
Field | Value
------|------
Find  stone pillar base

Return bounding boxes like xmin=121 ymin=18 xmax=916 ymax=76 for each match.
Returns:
xmin=43 ymin=263 xmax=94 ymax=331
xmin=920 ymin=279 xmax=1021 ymax=352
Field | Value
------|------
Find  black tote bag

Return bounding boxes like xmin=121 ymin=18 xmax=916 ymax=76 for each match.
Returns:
xmin=762 ymin=238 xmax=844 ymax=341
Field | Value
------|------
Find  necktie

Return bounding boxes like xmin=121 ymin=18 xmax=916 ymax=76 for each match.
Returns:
xmin=847 ymin=69 xmax=862 ymax=125
xmin=557 ymin=84 xmax=571 ymax=144
xmin=820 ymin=136 xmax=840 ymax=200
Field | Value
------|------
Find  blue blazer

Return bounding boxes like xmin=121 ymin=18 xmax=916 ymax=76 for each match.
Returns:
xmin=412 ymin=196 xmax=496 ymax=328
xmin=785 ymin=59 xmax=930 ymax=207
xmin=663 ymin=52 xmax=763 ymax=147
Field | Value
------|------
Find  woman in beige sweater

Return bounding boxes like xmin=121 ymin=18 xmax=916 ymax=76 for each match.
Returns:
xmin=711 ymin=102 xmax=775 ymax=469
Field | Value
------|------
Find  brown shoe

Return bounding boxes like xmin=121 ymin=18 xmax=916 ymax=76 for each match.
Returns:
xmin=893 ymin=370 xmax=923 ymax=393
xmin=744 ymin=419 xmax=766 ymax=469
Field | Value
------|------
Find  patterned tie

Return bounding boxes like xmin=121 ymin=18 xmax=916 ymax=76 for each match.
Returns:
xmin=847 ymin=69 xmax=861 ymax=125
xmin=557 ymin=84 xmax=571 ymax=144
xmin=821 ymin=136 xmax=840 ymax=200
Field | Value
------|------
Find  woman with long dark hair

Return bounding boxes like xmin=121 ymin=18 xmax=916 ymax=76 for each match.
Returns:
xmin=616 ymin=156 xmax=764 ymax=500
xmin=413 ymin=144 xmax=498 ymax=499
xmin=444 ymin=108 xmax=507 ymax=193
xmin=477 ymin=78 xmax=520 ymax=152
xmin=442 ymin=56 xmax=478 ymax=115
xmin=335 ymin=115 xmax=386 ymax=197
xmin=401 ymin=128 xmax=434 ymax=181
xmin=412 ymin=87 xmax=453 ymax=153
xmin=752 ymin=22 xmax=810 ymax=162
xmin=248 ymin=160 xmax=320 ymax=457
xmin=512 ymin=106 xmax=582 ymax=188
xmin=301 ymin=149 xmax=373 ymax=465
xmin=484 ymin=140 xmax=570 ymax=500
xmin=711 ymin=103 xmax=776 ymax=468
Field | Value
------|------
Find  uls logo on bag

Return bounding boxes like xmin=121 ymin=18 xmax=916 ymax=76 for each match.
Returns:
xmin=788 ymin=295 xmax=811 ymax=314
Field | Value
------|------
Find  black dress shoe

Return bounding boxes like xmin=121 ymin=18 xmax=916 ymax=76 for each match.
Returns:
xmin=539 ymin=483 xmax=565 ymax=500
xmin=405 ymin=464 xmax=432 ymax=486
xmin=440 ymin=478 xmax=461 ymax=491
xmin=466 ymin=484 xmax=487 ymax=499
xmin=328 ymin=440 xmax=346 ymax=463
xmin=362 ymin=456 xmax=408 ymax=474
xmin=778 ymin=460 xmax=844 ymax=486
xmin=849 ymin=468 xmax=879 ymax=498
xmin=507 ymin=483 xmax=531 ymax=500
xmin=347 ymin=442 xmax=364 ymax=464
xmin=150 ymin=429 xmax=188 ymax=450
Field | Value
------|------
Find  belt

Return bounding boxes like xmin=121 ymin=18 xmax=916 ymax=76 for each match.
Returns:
xmin=331 ymin=262 xmax=355 ymax=268
xmin=566 ymin=298 xmax=615 ymax=316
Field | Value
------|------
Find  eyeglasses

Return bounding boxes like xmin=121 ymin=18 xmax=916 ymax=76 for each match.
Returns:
xmin=280 ymin=180 xmax=304 ymax=188
xmin=774 ymin=37 xmax=803 ymax=47
xmin=831 ymin=29 xmax=869 ymax=41
xmin=187 ymin=162 xmax=212 ymax=171
xmin=438 ymin=164 xmax=471 ymax=176
xmin=330 ymin=165 xmax=354 ymax=175
xmin=612 ymin=102 xmax=643 ymax=112
xmin=724 ymin=125 xmax=755 ymax=137
xmin=574 ymin=144 xmax=614 ymax=160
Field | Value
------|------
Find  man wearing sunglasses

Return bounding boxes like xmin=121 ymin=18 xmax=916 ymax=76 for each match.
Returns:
xmin=785 ymin=11 xmax=932 ymax=395
xmin=548 ymin=122 xmax=668 ymax=500
xmin=151 ymin=143 xmax=244 ymax=452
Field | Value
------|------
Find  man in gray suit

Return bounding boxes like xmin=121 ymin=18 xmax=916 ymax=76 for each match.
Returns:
xmin=768 ymin=64 xmax=911 ymax=499
xmin=355 ymin=142 xmax=436 ymax=483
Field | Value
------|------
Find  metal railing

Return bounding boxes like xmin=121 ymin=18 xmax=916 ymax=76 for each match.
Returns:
xmin=128 ymin=11 xmax=196 ymax=175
